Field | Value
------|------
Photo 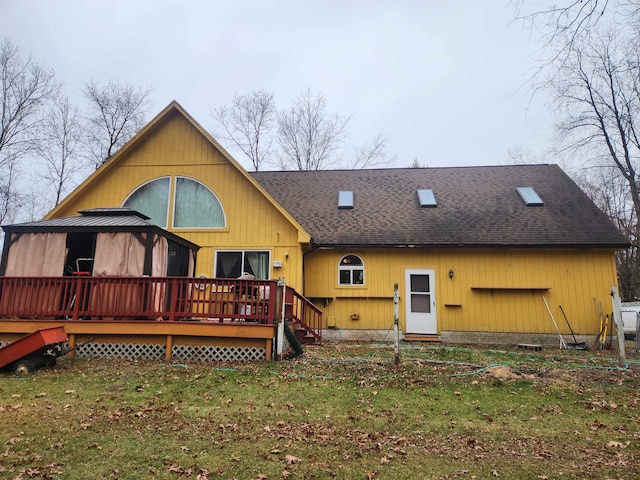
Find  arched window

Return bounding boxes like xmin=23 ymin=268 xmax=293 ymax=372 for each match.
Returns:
xmin=173 ymin=177 xmax=225 ymax=228
xmin=338 ymin=254 xmax=364 ymax=286
xmin=122 ymin=177 xmax=225 ymax=229
xmin=122 ymin=177 xmax=171 ymax=227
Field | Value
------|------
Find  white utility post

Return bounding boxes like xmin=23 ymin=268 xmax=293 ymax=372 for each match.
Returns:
xmin=394 ymin=283 xmax=400 ymax=366
xmin=275 ymin=281 xmax=286 ymax=360
xmin=610 ymin=286 xmax=627 ymax=368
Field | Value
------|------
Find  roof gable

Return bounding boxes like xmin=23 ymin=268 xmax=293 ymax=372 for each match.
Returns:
xmin=252 ymin=165 xmax=629 ymax=248
xmin=45 ymin=101 xmax=311 ymax=243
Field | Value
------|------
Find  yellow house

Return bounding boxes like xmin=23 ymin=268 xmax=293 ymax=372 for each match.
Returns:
xmin=46 ymin=102 xmax=629 ymax=346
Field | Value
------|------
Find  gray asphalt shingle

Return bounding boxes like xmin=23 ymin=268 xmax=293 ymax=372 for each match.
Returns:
xmin=252 ymin=164 xmax=629 ymax=248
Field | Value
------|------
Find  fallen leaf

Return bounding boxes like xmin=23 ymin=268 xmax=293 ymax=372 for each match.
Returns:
xmin=285 ymin=454 xmax=300 ymax=464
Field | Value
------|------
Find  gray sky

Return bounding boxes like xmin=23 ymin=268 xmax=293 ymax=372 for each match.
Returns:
xmin=1 ymin=0 xmax=554 ymax=171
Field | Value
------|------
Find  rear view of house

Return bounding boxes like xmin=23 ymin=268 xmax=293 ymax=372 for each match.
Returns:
xmin=0 ymin=101 xmax=628 ymax=353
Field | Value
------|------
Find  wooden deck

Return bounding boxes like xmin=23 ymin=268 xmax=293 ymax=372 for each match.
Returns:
xmin=0 ymin=276 xmax=322 ymax=362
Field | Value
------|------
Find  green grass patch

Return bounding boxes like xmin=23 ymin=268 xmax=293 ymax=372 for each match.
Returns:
xmin=1 ymin=343 xmax=639 ymax=479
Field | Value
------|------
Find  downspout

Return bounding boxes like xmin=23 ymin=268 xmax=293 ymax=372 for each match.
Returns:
xmin=301 ymin=238 xmax=319 ymax=295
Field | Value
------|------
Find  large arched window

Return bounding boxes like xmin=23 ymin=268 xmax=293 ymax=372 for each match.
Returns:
xmin=338 ymin=254 xmax=364 ymax=286
xmin=122 ymin=177 xmax=171 ymax=227
xmin=122 ymin=177 xmax=225 ymax=228
xmin=173 ymin=177 xmax=225 ymax=228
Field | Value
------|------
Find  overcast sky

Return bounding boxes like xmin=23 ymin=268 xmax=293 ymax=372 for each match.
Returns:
xmin=1 ymin=0 xmax=554 ymax=171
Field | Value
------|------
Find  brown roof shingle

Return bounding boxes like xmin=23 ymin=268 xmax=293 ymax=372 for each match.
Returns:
xmin=251 ymin=164 xmax=629 ymax=248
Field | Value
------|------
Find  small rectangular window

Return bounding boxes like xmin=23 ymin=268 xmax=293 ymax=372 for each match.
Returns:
xmin=338 ymin=191 xmax=354 ymax=209
xmin=516 ymin=187 xmax=544 ymax=206
xmin=417 ymin=189 xmax=437 ymax=207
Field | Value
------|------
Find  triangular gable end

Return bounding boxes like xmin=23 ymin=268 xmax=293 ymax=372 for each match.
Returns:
xmin=46 ymin=101 xmax=312 ymax=244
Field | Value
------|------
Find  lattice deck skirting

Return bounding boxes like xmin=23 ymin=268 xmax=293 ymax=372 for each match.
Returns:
xmin=172 ymin=345 xmax=266 ymax=362
xmin=74 ymin=341 xmax=266 ymax=362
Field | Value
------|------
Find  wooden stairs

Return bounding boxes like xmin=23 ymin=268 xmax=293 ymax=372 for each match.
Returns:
xmin=289 ymin=319 xmax=320 ymax=345
xmin=404 ymin=334 xmax=441 ymax=342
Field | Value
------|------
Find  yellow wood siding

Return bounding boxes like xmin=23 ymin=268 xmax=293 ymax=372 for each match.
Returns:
xmin=305 ymin=248 xmax=618 ymax=335
xmin=51 ymin=112 xmax=304 ymax=288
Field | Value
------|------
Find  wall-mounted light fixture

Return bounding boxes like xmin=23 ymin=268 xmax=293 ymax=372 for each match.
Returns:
xmin=448 ymin=268 xmax=454 ymax=279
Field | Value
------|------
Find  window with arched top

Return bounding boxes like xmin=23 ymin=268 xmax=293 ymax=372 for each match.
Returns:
xmin=173 ymin=177 xmax=225 ymax=228
xmin=122 ymin=177 xmax=171 ymax=227
xmin=122 ymin=177 xmax=225 ymax=229
xmin=338 ymin=254 xmax=364 ymax=286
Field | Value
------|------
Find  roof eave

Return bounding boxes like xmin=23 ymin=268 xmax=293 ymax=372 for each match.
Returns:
xmin=311 ymin=242 xmax=630 ymax=250
xmin=3 ymin=224 xmax=201 ymax=251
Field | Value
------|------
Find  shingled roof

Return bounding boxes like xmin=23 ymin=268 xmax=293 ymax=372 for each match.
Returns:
xmin=251 ymin=164 xmax=629 ymax=248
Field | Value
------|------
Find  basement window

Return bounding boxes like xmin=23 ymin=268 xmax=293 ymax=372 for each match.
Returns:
xmin=338 ymin=191 xmax=354 ymax=209
xmin=417 ymin=189 xmax=437 ymax=207
xmin=516 ymin=187 xmax=544 ymax=206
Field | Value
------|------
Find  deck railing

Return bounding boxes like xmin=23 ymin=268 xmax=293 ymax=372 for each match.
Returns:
xmin=0 ymin=276 xmax=278 ymax=324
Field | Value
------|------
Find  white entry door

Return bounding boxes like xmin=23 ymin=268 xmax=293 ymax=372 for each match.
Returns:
xmin=404 ymin=269 xmax=437 ymax=334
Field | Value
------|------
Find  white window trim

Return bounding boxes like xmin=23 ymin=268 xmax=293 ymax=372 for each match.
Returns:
xmin=338 ymin=254 xmax=365 ymax=286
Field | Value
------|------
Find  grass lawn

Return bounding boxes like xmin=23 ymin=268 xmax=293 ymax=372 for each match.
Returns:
xmin=1 ymin=342 xmax=639 ymax=479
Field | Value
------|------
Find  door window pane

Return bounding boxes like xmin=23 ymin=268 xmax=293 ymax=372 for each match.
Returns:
xmin=411 ymin=294 xmax=431 ymax=313
xmin=411 ymin=274 xmax=430 ymax=293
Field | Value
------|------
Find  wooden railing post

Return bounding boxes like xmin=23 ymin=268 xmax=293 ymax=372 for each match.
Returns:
xmin=169 ymin=277 xmax=179 ymax=322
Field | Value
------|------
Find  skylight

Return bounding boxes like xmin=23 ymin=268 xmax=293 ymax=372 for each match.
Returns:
xmin=516 ymin=187 xmax=544 ymax=206
xmin=338 ymin=191 xmax=354 ymax=209
xmin=417 ymin=189 xmax=437 ymax=208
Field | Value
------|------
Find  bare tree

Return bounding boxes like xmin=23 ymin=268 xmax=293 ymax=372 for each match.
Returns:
xmin=574 ymin=164 xmax=640 ymax=299
xmin=349 ymin=133 xmax=395 ymax=169
xmin=212 ymin=88 xmax=394 ymax=171
xmin=515 ymin=3 xmax=640 ymax=299
xmin=0 ymin=38 xmax=58 ymax=223
xmin=32 ymin=94 xmax=85 ymax=207
xmin=211 ymin=90 xmax=275 ymax=171
xmin=83 ymin=80 xmax=152 ymax=168
xmin=547 ymin=27 xmax=640 ymax=299
xmin=277 ymin=89 xmax=349 ymax=171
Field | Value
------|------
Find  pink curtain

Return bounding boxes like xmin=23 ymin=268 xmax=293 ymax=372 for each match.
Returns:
xmin=1 ymin=233 xmax=67 ymax=316
xmin=92 ymin=232 xmax=145 ymax=276
xmin=5 ymin=232 xmax=67 ymax=276
xmin=152 ymin=236 xmax=169 ymax=315
xmin=91 ymin=232 xmax=146 ymax=315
